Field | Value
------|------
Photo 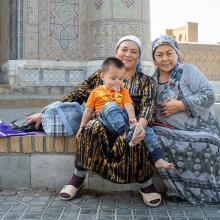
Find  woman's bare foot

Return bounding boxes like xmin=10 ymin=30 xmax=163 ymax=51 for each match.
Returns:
xmin=155 ymin=159 xmax=174 ymax=169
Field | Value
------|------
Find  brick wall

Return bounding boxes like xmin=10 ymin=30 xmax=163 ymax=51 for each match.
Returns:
xmin=0 ymin=135 xmax=77 ymax=154
xmin=179 ymin=43 xmax=220 ymax=80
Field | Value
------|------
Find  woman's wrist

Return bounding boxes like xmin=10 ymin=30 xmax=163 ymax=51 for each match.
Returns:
xmin=178 ymin=100 xmax=186 ymax=112
xmin=137 ymin=118 xmax=148 ymax=128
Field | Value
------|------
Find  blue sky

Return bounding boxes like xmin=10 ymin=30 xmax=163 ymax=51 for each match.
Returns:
xmin=150 ymin=0 xmax=220 ymax=43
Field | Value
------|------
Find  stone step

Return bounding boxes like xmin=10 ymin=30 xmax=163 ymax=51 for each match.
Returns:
xmin=0 ymin=84 xmax=10 ymax=94
xmin=0 ymin=94 xmax=63 ymax=108
xmin=0 ymin=135 xmax=165 ymax=192
xmin=0 ymin=85 xmax=77 ymax=95
xmin=216 ymin=93 xmax=220 ymax=102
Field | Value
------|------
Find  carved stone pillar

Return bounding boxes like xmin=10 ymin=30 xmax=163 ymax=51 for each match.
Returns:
xmin=87 ymin=0 xmax=153 ymax=75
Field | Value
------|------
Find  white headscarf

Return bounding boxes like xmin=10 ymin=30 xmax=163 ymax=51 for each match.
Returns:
xmin=116 ymin=35 xmax=143 ymax=54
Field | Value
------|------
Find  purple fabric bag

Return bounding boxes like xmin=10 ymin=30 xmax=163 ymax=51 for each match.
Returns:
xmin=0 ymin=120 xmax=45 ymax=137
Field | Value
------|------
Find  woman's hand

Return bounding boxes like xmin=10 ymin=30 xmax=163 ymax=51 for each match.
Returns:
xmin=26 ymin=113 xmax=42 ymax=129
xmin=129 ymin=117 xmax=137 ymax=125
xmin=160 ymin=98 xmax=185 ymax=117
xmin=76 ymin=126 xmax=85 ymax=140
xmin=129 ymin=124 xmax=145 ymax=146
xmin=129 ymin=118 xmax=146 ymax=147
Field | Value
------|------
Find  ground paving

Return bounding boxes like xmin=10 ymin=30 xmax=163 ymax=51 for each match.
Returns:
xmin=0 ymin=189 xmax=219 ymax=220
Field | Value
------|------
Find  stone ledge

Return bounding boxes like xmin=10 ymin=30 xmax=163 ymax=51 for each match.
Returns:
xmin=0 ymin=134 xmax=166 ymax=192
xmin=0 ymin=135 xmax=77 ymax=154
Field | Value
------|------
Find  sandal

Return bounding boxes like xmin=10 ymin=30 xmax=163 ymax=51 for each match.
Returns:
xmin=139 ymin=190 xmax=161 ymax=208
xmin=59 ymin=184 xmax=81 ymax=201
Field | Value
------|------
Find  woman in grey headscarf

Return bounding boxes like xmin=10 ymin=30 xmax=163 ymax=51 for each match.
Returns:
xmin=49 ymin=35 xmax=161 ymax=207
xmin=152 ymin=35 xmax=220 ymax=205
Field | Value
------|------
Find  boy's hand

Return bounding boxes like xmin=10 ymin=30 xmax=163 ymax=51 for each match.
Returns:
xmin=129 ymin=118 xmax=137 ymax=125
xmin=76 ymin=126 xmax=85 ymax=139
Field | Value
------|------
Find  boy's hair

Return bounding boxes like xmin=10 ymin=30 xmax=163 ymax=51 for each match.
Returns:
xmin=102 ymin=57 xmax=125 ymax=72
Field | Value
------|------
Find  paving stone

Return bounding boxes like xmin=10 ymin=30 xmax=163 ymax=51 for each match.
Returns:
xmin=168 ymin=209 xmax=186 ymax=217
xmin=78 ymin=215 xmax=96 ymax=220
xmin=45 ymin=206 xmax=64 ymax=213
xmin=84 ymin=198 xmax=100 ymax=203
xmin=170 ymin=218 xmax=188 ymax=220
xmin=118 ymin=199 xmax=133 ymax=205
xmin=2 ymin=212 xmax=23 ymax=220
xmin=151 ymin=210 xmax=169 ymax=217
xmin=100 ymin=204 xmax=119 ymax=209
xmin=133 ymin=217 xmax=151 ymax=220
xmin=20 ymin=196 xmax=35 ymax=203
xmin=202 ymin=209 xmax=220 ymax=217
xmin=60 ymin=214 xmax=78 ymax=220
xmin=101 ymin=198 xmax=118 ymax=204
xmin=27 ymin=206 xmax=46 ymax=212
xmin=34 ymin=196 xmax=52 ymax=202
xmin=0 ymin=205 xmax=10 ymax=212
xmin=0 ymin=213 xmax=5 ymax=218
xmin=99 ymin=208 xmax=115 ymax=215
xmin=4 ymin=196 xmax=20 ymax=201
xmin=29 ymin=201 xmax=50 ymax=206
xmin=207 ymin=218 xmax=220 ymax=220
xmin=9 ymin=204 xmax=27 ymax=212
xmin=116 ymin=216 xmax=132 ymax=220
xmin=185 ymin=210 xmax=204 ymax=218
xmin=79 ymin=203 xmax=99 ymax=208
xmin=49 ymin=201 xmax=68 ymax=207
xmin=189 ymin=218 xmax=207 ymax=220
xmin=0 ymin=190 xmax=219 ymax=220
xmin=98 ymin=216 xmax=115 ymax=220
xmin=61 ymin=206 xmax=79 ymax=214
xmin=151 ymin=217 xmax=170 ymax=220
xmin=21 ymin=211 xmax=42 ymax=219
xmin=0 ymin=201 xmax=18 ymax=207
xmin=80 ymin=208 xmax=97 ymax=215
xmin=133 ymin=208 xmax=150 ymax=215
xmin=117 ymin=208 xmax=132 ymax=215
xmin=41 ymin=213 xmax=60 ymax=220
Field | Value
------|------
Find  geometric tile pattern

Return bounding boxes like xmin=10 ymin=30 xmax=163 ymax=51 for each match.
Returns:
xmin=121 ymin=0 xmax=135 ymax=8
xmin=23 ymin=0 xmax=39 ymax=59
xmin=50 ymin=0 xmax=79 ymax=50
xmin=16 ymin=68 xmax=86 ymax=86
xmin=89 ymin=21 xmax=148 ymax=61
xmin=180 ymin=43 xmax=220 ymax=80
xmin=18 ymin=69 xmax=40 ymax=86
xmin=88 ymin=0 xmax=151 ymax=61
xmin=94 ymin=0 xmax=103 ymax=10
xmin=9 ymin=0 xmax=18 ymax=59
xmin=10 ymin=0 xmax=151 ymax=62
xmin=0 ymin=190 xmax=218 ymax=220
xmin=69 ymin=70 xmax=86 ymax=85
xmin=39 ymin=0 xmax=87 ymax=61
xmin=42 ymin=70 xmax=66 ymax=86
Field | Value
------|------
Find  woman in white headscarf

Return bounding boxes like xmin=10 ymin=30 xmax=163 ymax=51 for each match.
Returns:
xmin=28 ymin=36 xmax=161 ymax=207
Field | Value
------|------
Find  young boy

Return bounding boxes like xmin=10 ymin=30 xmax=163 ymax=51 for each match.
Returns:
xmin=76 ymin=57 xmax=174 ymax=169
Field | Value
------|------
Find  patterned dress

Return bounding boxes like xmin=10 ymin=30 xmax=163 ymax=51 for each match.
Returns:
xmin=153 ymin=63 xmax=220 ymax=205
xmin=62 ymin=71 xmax=156 ymax=184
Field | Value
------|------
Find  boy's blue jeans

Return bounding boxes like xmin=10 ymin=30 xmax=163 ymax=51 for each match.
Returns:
xmin=98 ymin=102 xmax=163 ymax=161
